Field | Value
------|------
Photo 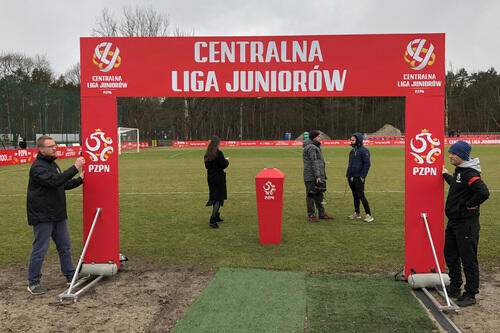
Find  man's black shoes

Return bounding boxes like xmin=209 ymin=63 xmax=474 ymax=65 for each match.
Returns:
xmin=455 ymin=292 xmax=476 ymax=307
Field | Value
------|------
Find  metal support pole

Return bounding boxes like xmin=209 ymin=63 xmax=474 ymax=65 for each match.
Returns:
xmin=67 ymin=207 xmax=102 ymax=295
xmin=420 ymin=212 xmax=451 ymax=307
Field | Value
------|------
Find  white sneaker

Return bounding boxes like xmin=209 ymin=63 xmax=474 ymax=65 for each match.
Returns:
xmin=348 ymin=213 xmax=361 ymax=220
xmin=364 ymin=215 xmax=374 ymax=222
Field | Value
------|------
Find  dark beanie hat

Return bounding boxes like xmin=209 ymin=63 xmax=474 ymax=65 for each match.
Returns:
xmin=449 ymin=140 xmax=471 ymax=161
xmin=309 ymin=130 xmax=320 ymax=140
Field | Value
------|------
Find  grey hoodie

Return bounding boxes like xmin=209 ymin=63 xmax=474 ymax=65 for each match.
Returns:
xmin=303 ymin=138 xmax=326 ymax=181
xmin=459 ymin=157 xmax=482 ymax=173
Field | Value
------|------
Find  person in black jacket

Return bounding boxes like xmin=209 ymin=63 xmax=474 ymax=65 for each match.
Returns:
xmin=26 ymin=136 xmax=85 ymax=295
xmin=442 ymin=140 xmax=489 ymax=307
xmin=204 ymin=136 xmax=229 ymax=228
xmin=346 ymin=133 xmax=373 ymax=222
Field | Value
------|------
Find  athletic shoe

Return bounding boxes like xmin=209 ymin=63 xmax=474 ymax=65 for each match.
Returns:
xmin=364 ymin=215 xmax=374 ymax=222
xmin=319 ymin=214 xmax=334 ymax=220
xmin=348 ymin=213 xmax=361 ymax=220
xmin=27 ymin=284 xmax=46 ymax=295
xmin=455 ymin=292 xmax=476 ymax=307
xmin=308 ymin=216 xmax=319 ymax=223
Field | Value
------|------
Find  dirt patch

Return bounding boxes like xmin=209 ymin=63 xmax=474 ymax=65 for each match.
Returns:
xmin=0 ymin=259 xmax=214 ymax=332
xmin=447 ymin=272 xmax=500 ymax=332
xmin=0 ymin=260 xmax=498 ymax=332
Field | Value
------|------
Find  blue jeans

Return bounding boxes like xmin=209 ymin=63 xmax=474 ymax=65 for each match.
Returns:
xmin=28 ymin=220 xmax=75 ymax=285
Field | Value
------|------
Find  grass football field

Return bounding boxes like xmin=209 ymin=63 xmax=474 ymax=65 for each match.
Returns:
xmin=1 ymin=145 xmax=499 ymax=271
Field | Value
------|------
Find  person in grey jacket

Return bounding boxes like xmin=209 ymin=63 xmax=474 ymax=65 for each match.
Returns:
xmin=303 ymin=130 xmax=333 ymax=222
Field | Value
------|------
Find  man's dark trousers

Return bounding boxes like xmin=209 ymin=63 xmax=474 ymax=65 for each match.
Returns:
xmin=28 ymin=219 xmax=75 ymax=285
xmin=305 ymin=181 xmax=325 ymax=217
xmin=348 ymin=177 xmax=371 ymax=215
xmin=444 ymin=217 xmax=480 ymax=294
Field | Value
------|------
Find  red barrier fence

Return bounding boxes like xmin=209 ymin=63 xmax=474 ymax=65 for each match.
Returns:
xmin=120 ymin=142 xmax=150 ymax=150
xmin=0 ymin=142 xmax=149 ymax=167
xmin=173 ymin=136 xmax=500 ymax=148
xmin=0 ymin=147 xmax=81 ymax=167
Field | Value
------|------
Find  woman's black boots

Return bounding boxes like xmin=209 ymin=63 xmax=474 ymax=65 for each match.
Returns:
xmin=215 ymin=213 xmax=223 ymax=222
xmin=209 ymin=216 xmax=219 ymax=228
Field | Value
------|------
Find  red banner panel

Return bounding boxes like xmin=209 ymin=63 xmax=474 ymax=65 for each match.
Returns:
xmin=405 ymin=95 xmax=445 ymax=278
xmin=81 ymin=34 xmax=445 ymax=98
xmin=81 ymin=97 xmax=120 ymax=268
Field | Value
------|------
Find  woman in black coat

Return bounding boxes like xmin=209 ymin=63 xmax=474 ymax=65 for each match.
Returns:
xmin=204 ymin=136 xmax=229 ymax=228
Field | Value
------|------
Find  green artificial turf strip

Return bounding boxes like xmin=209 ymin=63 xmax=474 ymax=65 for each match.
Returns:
xmin=306 ymin=274 xmax=438 ymax=333
xmin=173 ymin=268 xmax=307 ymax=332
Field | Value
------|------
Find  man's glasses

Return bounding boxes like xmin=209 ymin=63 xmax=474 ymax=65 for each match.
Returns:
xmin=44 ymin=144 xmax=57 ymax=149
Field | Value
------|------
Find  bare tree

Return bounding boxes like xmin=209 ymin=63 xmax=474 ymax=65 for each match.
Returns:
xmin=91 ymin=8 xmax=118 ymax=37
xmin=0 ymin=52 xmax=34 ymax=79
xmin=92 ymin=6 xmax=169 ymax=38
xmin=64 ymin=62 xmax=81 ymax=86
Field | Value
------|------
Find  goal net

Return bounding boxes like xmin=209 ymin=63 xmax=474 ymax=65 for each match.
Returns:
xmin=118 ymin=127 xmax=140 ymax=154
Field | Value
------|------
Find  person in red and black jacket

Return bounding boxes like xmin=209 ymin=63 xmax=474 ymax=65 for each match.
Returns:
xmin=442 ymin=140 xmax=489 ymax=307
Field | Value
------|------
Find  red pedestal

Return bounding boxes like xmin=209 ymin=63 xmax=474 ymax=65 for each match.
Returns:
xmin=255 ymin=168 xmax=285 ymax=244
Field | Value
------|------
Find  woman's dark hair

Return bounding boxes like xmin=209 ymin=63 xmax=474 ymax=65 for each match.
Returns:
xmin=204 ymin=136 xmax=221 ymax=162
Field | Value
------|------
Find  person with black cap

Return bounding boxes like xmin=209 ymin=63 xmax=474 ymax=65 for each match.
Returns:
xmin=302 ymin=130 xmax=333 ymax=222
xmin=442 ymin=140 xmax=489 ymax=307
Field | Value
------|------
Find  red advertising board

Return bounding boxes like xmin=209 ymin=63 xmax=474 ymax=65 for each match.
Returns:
xmin=81 ymin=34 xmax=446 ymax=278
xmin=120 ymin=141 xmax=149 ymax=150
xmin=171 ymin=137 xmax=500 ymax=148
xmin=0 ymin=147 xmax=83 ymax=167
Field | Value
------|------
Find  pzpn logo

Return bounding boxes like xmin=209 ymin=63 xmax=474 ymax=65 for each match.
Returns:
xmin=85 ymin=129 xmax=114 ymax=162
xmin=263 ymin=181 xmax=276 ymax=196
xmin=404 ymin=39 xmax=436 ymax=71
xmin=93 ymin=42 xmax=121 ymax=72
xmin=409 ymin=129 xmax=441 ymax=164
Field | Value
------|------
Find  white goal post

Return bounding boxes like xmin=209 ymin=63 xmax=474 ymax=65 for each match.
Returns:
xmin=118 ymin=127 xmax=140 ymax=155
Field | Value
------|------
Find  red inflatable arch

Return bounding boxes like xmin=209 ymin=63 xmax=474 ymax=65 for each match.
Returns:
xmin=80 ymin=34 xmax=445 ymax=278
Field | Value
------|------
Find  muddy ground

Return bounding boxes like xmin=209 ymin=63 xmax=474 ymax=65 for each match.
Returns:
xmin=0 ymin=259 xmax=498 ymax=332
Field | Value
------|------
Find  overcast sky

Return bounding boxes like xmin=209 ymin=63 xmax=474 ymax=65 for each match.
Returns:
xmin=1 ymin=0 xmax=498 ymax=76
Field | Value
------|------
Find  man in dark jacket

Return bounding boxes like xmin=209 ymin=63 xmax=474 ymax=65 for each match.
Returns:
xmin=303 ymin=130 xmax=333 ymax=222
xmin=442 ymin=140 xmax=489 ymax=307
xmin=346 ymin=133 xmax=373 ymax=222
xmin=26 ymin=136 xmax=85 ymax=294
